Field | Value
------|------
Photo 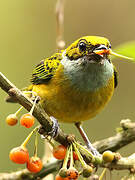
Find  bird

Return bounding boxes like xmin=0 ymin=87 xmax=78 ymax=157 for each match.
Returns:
xmin=31 ymin=36 xmax=116 ymax=122
xmin=7 ymin=36 xmax=133 ymax=155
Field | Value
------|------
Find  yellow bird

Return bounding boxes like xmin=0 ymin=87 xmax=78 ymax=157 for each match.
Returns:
xmin=31 ymin=36 xmax=117 ymax=123
xmin=8 ymin=36 xmax=133 ymax=155
xmin=28 ymin=36 xmax=133 ymax=155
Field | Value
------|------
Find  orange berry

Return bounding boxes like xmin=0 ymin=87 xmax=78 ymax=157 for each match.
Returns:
xmin=53 ymin=145 xmax=67 ymax=160
xmin=73 ymin=151 xmax=78 ymax=160
xmin=55 ymin=174 xmax=69 ymax=180
xmin=6 ymin=114 xmax=18 ymax=126
xmin=20 ymin=113 xmax=35 ymax=128
xmin=27 ymin=156 xmax=43 ymax=173
xmin=9 ymin=146 xmax=29 ymax=164
xmin=67 ymin=167 xmax=79 ymax=179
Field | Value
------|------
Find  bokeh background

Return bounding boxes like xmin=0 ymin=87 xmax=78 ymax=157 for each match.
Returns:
xmin=0 ymin=0 xmax=135 ymax=179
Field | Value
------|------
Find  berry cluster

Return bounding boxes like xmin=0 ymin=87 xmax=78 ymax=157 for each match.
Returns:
xmin=6 ymin=105 xmax=35 ymax=128
xmin=6 ymin=95 xmax=38 ymax=128
xmin=53 ymin=144 xmax=79 ymax=180
xmin=52 ymin=142 xmax=115 ymax=180
xmin=9 ymin=127 xmax=43 ymax=173
xmin=6 ymin=95 xmax=43 ymax=173
xmin=6 ymin=93 xmax=116 ymax=178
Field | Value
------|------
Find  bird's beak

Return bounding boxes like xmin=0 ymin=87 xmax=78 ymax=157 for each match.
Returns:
xmin=93 ymin=49 xmax=134 ymax=61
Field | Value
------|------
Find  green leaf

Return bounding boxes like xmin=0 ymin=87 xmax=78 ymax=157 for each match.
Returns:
xmin=112 ymin=41 xmax=135 ymax=61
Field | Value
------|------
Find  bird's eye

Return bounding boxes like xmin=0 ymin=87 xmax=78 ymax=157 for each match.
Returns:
xmin=109 ymin=44 xmax=111 ymax=49
xmin=79 ymin=42 xmax=87 ymax=52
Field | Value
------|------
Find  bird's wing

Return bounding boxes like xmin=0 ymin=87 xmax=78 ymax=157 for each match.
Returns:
xmin=31 ymin=52 xmax=62 ymax=84
xmin=114 ymin=66 xmax=118 ymax=88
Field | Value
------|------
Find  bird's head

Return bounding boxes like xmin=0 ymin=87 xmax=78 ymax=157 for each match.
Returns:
xmin=65 ymin=36 xmax=133 ymax=65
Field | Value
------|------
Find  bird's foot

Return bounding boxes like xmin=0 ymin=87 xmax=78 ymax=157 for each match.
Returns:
xmin=49 ymin=116 xmax=59 ymax=138
xmin=38 ymin=116 xmax=59 ymax=140
xmin=87 ymin=144 xmax=101 ymax=157
xmin=31 ymin=95 xmax=41 ymax=103
xmin=75 ymin=122 xmax=101 ymax=157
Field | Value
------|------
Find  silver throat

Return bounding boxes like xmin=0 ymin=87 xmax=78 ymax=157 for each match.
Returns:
xmin=61 ymin=50 xmax=114 ymax=92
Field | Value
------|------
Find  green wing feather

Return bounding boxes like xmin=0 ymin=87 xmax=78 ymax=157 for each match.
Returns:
xmin=31 ymin=53 xmax=62 ymax=84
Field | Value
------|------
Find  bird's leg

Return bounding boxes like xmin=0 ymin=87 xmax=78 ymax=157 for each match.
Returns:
xmin=75 ymin=122 xmax=100 ymax=156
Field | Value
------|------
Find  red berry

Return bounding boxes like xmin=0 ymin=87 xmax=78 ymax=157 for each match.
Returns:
xmin=27 ymin=156 xmax=43 ymax=173
xmin=9 ymin=146 xmax=29 ymax=164
xmin=73 ymin=151 xmax=79 ymax=160
xmin=55 ymin=174 xmax=69 ymax=180
xmin=53 ymin=145 xmax=67 ymax=160
xmin=20 ymin=113 xmax=34 ymax=128
xmin=6 ymin=114 xmax=18 ymax=126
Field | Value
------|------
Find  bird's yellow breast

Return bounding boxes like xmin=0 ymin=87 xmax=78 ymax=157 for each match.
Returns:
xmin=31 ymin=66 xmax=114 ymax=123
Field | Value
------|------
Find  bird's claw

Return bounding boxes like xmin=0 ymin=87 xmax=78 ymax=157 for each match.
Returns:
xmin=87 ymin=142 xmax=101 ymax=157
xmin=48 ymin=116 xmax=59 ymax=139
xmin=38 ymin=116 xmax=59 ymax=140
xmin=90 ymin=146 xmax=101 ymax=157
xmin=31 ymin=95 xmax=41 ymax=103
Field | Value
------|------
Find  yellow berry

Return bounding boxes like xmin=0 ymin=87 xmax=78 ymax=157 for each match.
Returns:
xmin=102 ymin=150 xmax=114 ymax=163
xmin=82 ymin=165 xmax=93 ymax=178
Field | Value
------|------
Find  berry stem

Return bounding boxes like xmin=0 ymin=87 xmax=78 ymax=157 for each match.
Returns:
xmin=99 ymin=168 xmax=107 ymax=180
xmin=21 ymin=126 xmax=39 ymax=148
xmin=34 ymin=131 xmax=38 ymax=157
xmin=15 ymin=106 xmax=23 ymax=116
xmin=73 ymin=142 xmax=86 ymax=167
xmin=69 ymin=144 xmax=74 ymax=168
xmin=62 ymin=145 xmax=71 ymax=168
xmin=75 ymin=141 xmax=95 ymax=162
xmin=29 ymin=96 xmax=38 ymax=115
xmin=46 ymin=137 xmax=55 ymax=148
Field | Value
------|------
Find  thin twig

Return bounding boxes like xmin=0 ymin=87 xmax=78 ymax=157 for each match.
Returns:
xmin=0 ymin=72 xmax=135 ymax=179
xmin=55 ymin=0 xmax=65 ymax=50
xmin=0 ymin=159 xmax=62 ymax=180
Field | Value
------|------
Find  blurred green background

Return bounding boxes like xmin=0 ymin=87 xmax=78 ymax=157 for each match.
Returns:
xmin=0 ymin=0 xmax=135 ymax=178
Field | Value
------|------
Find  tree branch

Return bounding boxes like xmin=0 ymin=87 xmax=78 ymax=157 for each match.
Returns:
xmin=0 ymin=154 xmax=135 ymax=180
xmin=93 ymin=119 xmax=135 ymax=152
xmin=0 ymin=159 xmax=62 ymax=180
xmin=0 ymin=72 xmax=135 ymax=179
xmin=0 ymin=72 xmax=68 ymax=146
